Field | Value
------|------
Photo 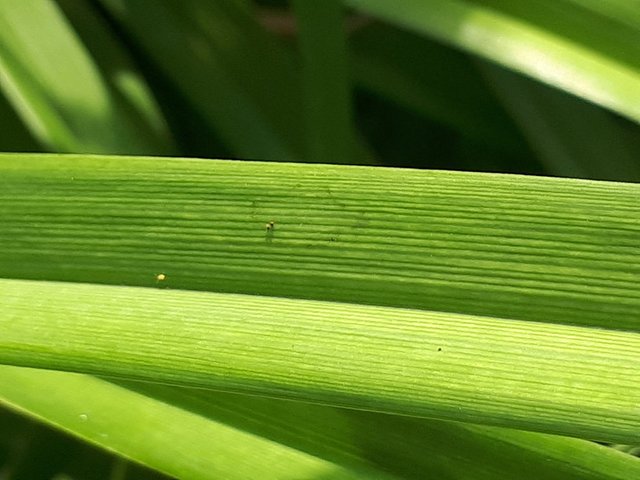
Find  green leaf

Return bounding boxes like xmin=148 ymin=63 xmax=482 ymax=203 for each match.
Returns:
xmin=0 ymin=90 xmax=38 ymax=152
xmin=2 ymin=153 xmax=640 ymax=476
xmin=1 ymin=153 xmax=638 ymax=331
xmin=346 ymin=0 xmax=640 ymax=125
xmin=350 ymin=23 xmax=526 ymax=153
xmin=125 ymin=381 xmax=640 ymax=480
xmin=1 ymin=277 xmax=639 ymax=442
xmin=2 ymin=0 xmax=639 ymax=475
xmin=563 ymin=0 xmax=640 ymax=32
xmin=0 ymin=367 xmax=375 ymax=480
xmin=54 ymin=0 xmax=176 ymax=154
xmin=3 ymin=369 xmax=639 ymax=480
xmin=98 ymin=0 xmax=305 ymax=161
xmin=0 ymin=0 xmax=168 ymax=154
xmin=98 ymin=0 xmax=374 ymax=164
xmin=478 ymin=62 xmax=640 ymax=182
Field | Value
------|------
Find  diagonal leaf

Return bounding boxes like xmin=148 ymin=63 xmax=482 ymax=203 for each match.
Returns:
xmin=0 ymin=90 xmax=37 ymax=152
xmin=54 ymin=0 xmax=175 ymax=154
xmin=98 ymin=0 xmax=373 ymax=164
xmin=350 ymin=23 xmax=527 ymax=153
xmin=346 ymin=0 xmax=640 ymax=125
xmin=98 ymin=0 xmax=304 ymax=161
xmin=0 ymin=366 xmax=378 ymax=480
xmin=563 ymin=0 xmax=640 ymax=32
xmin=3 ymin=367 xmax=639 ymax=480
xmin=0 ymin=406 xmax=169 ymax=480
xmin=0 ymin=0 xmax=168 ymax=154
xmin=124 ymin=380 xmax=640 ymax=480
xmin=478 ymin=62 xmax=640 ymax=182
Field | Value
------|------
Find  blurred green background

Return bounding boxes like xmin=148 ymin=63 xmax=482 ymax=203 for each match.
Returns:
xmin=3 ymin=0 xmax=640 ymax=180
xmin=1 ymin=0 xmax=640 ymax=478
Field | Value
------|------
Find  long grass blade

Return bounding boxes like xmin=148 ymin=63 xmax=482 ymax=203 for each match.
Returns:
xmin=1 ymin=278 xmax=639 ymax=442
xmin=292 ymin=0 xmax=355 ymax=163
xmin=54 ymin=0 xmax=175 ymax=154
xmin=350 ymin=23 xmax=526 ymax=154
xmin=346 ymin=0 xmax=640 ymax=125
xmin=0 ymin=366 xmax=376 ymax=480
xmin=479 ymin=62 xmax=640 ymax=182
xmin=3 ymin=367 xmax=639 ymax=480
xmin=124 ymin=380 xmax=640 ymax=480
xmin=1 ymin=154 xmax=638 ymax=332
xmin=0 ymin=0 xmax=166 ymax=154
xmin=98 ymin=0 xmax=304 ymax=161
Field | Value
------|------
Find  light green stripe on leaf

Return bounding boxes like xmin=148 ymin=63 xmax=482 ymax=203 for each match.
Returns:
xmin=1 ymin=278 xmax=639 ymax=442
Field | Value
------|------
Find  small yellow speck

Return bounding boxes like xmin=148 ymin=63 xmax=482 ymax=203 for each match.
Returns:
xmin=266 ymin=221 xmax=275 ymax=231
xmin=156 ymin=273 xmax=166 ymax=282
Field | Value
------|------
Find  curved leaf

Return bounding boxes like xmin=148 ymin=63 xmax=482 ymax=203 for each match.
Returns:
xmin=0 ymin=367 xmax=375 ymax=480
xmin=346 ymin=0 xmax=640 ymax=125
xmin=0 ymin=0 xmax=169 ymax=154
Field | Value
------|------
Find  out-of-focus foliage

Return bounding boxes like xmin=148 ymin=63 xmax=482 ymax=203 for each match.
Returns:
xmin=0 ymin=1 xmax=639 ymax=479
